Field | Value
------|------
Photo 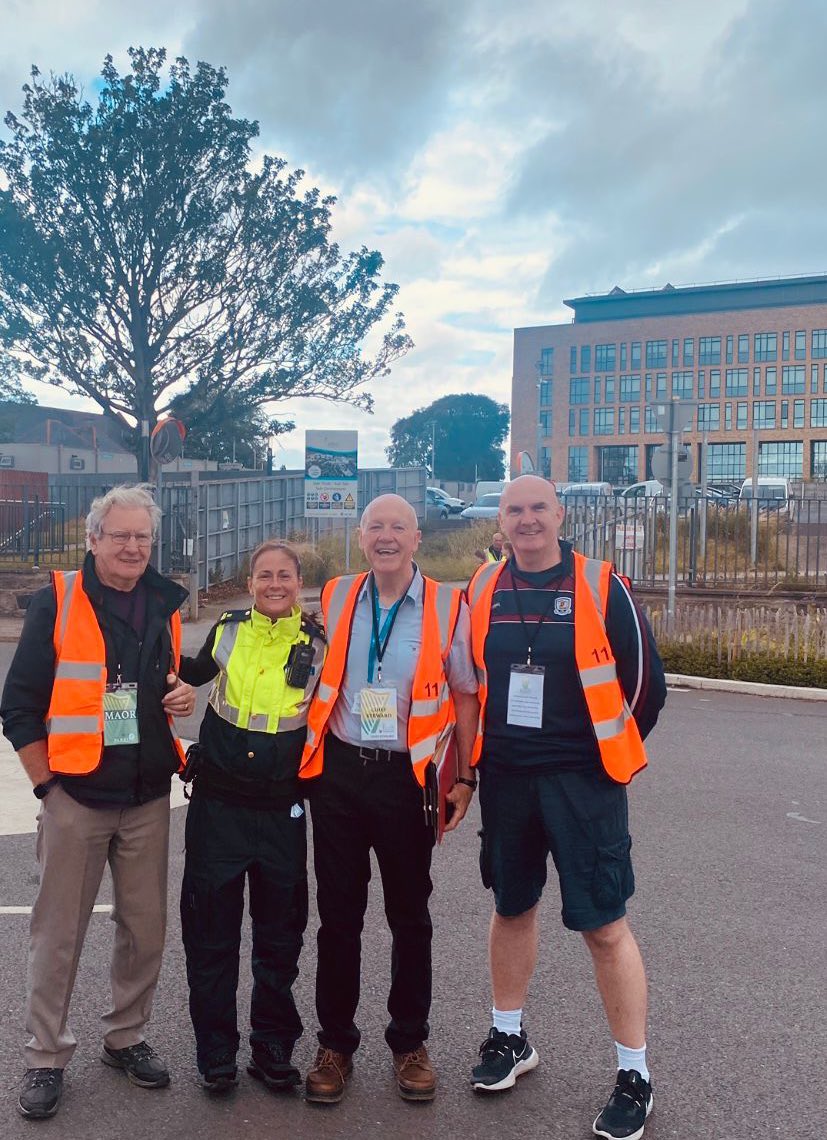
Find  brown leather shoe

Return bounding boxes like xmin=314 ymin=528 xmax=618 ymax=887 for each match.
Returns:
xmin=392 ymin=1046 xmax=437 ymax=1101
xmin=305 ymin=1047 xmax=353 ymax=1104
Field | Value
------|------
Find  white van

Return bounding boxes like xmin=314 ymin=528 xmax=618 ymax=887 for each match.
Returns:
xmin=559 ymin=482 xmax=614 ymax=501
xmin=474 ymin=480 xmax=507 ymax=501
xmin=739 ymin=477 xmax=791 ymax=513
xmin=622 ymin=479 xmax=665 ymax=499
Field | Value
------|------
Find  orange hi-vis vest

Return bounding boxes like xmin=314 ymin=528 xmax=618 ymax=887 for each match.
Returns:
xmin=466 ymin=551 xmax=647 ymax=784
xmin=299 ymin=571 xmax=462 ymax=788
xmin=46 ymin=570 xmax=186 ymax=775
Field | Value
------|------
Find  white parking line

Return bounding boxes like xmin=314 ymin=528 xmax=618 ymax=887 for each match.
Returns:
xmin=0 ymin=904 xmax=113 ymax=915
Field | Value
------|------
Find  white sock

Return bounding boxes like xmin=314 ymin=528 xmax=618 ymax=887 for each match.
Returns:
xmin=615 ymin=1041 xmax=649 ymax=1083
xmin=492 ymin=1007 xmax=522 ymax=1036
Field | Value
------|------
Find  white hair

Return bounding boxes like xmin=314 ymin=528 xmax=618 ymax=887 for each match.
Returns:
xmin=85 ymin=483 xmax=161 ymax=548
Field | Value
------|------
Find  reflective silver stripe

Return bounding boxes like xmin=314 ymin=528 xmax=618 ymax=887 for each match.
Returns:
xmin=580 ymin=557 xmax=608 ymax=630
xmin=248 ymin=713 xmax=269 ymax=732
xmin=55 ymin=661 xmax=105 ymax=681
xmin=306 ymin=725 xmax=318 ymax=746
xmin=475 ymin=665 xmax=486 ymax=684
xmin=580 ymin=662 xmax=618 ymax=688
xmin=468 ymin=561 xmax=500 ymax=606
xmin=324 ymin=574 xmax=360 ymax=630
xmin=56 ymin=571 xmax=79 ymax=645
xmin=278 ymin=712 xmax=308 ymax=731
xmin=47 ymin=714 xmax=100 ymax=734
xmin=411 ymin=697 xmax=440 ymax=716
xmin=593 ymin=710 xmax=629 ymax=741
xmin=433 ymin=583 xmax=458 ymax=654
xmin=213 ymin=622 xmax=241 ymax=671
xmin=410 ymin=735 xmax=438 ymax=764
xmin=317 ymin=681 xmax=337 ymax=703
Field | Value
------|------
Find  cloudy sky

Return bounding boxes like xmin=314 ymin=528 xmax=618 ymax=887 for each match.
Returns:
xmin=2 ymin=0 xmax=825 ymax=468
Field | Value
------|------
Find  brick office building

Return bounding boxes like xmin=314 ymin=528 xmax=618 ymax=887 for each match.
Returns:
xmin=511 ymin=274 xmax=827 ymax=486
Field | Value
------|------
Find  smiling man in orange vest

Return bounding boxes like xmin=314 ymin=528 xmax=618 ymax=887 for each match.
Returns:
xmin=465 ymin=475 xmax=666 ymax=1140
xmin=0 ymin=484 xmax=195 ymax=1121
xmin=299 ymin=493 xmax=479 ymax=1105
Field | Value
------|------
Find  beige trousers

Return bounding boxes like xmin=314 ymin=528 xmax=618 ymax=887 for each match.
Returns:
xmin=25 ymin=783 xmax=170 ymax=1069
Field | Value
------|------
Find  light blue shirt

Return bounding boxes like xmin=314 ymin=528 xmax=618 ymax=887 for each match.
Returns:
xmin=328 ymin=565 xmax=477 ymax=751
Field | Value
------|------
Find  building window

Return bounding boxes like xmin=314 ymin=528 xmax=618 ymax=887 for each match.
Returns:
xmin=645 ymin=340 xmax=667 ymax=368
xmin=782 ymin=366 xmax=805 ymax=394
xmin=738 ymin=334 xmax=749 ymax=363
xmin=631 ymin=342 xmax=641 ymax=369
xmin=754 ymin=333 xmax=777 ymax=362
xmin=629 ymin=406 xmax=640 ymax=434
xmin=759 ymin=441 xmax=802 ymax=477
xmin=708 ymin=443 xmax=746 ymax=480
xmin=753 ymin=401 xmax=776 ymax=429
xmin=709 ymin=370 xmax=721 ymax=398
xmin=725 ymin=403 xmax=732 ymax=430
xmin=656 ymin=373 xmax=667 ymax=398
xmin=683 ymin=338 xmax=694 ymax=367
xmin=604 ymin=377 xmax=616 ymax=402
xmin=581 ymin=345 xmax=591 ymax=372
xmin=753 ymin=368 xmax=761 ymax=396
xmin=594 ymin=378 xmax=601 ymax=403
xmin=619 ymin=374 xmax=641 ymax=402
xmin=540 ymin=447 xmax=551 ymax=477
xmin=539 ymin=347 xmax=554 ymax=376
xmin=736 ymin=403 xmax=748 ymax=430
xmin=599 ymin=445 xmax=638 ymax=485
xmin=811 ymin=440 xmax=827 ymax=480
xmin=618 ymin=407 xmax=626 ymax=434
xmin=726 ymin=335 xmax=733 ymax=364
xmin=645 ymin=374 xmax=652 ymax=398
xmin=594 ymin=344 xmax=616 ymax=371
xmin=539 ymin=379 xmax=552 ymax=405
xmin=697 ymin=403 xmax=720 ymax=431
xmin=644 ymin=406 xmax=659 ymax=433
xmin=812 ymin=330 xmax=827 ymax=359
xmin=698 ymin=337 xmax=721 ymax=365
xmin=620 ymin=343 xmax=627 ymax=370
xmin=569 ymin=377 xmax=589 ymax=404
xmin=766 ymin=367 xmax=777 ymax=395
xmin=782 ymin=331 xmax=790 ymax=361
xmin=570 ymin=345 xmax=577 ymax=373
xmin=794 ymin=400 xmax=805 ymax=429
xmin=795 ymin=330 xmax=806 ymax=360
xmin=780 ymin=401 xmax=788 ymax=429
xmin=671 ymin=339 xmax=680 ymax=368
xmin=594 ymin=408 xmax=615 ymax=435
xmin=811 ymin=400 xmax=827 ymax=428
xmin=725 ymin=368 xmax=748 ymax=396
xmin=540 ymin=410 xmax=552 ymax=435
xmin=568 ymin=410 xmax=576 ymax=437
xmin=568 ymin=446 xmax=588 ymax=481
xmin=579 ymin=408 xmax=590 ymax=435
xmin=698 ymin=370 xmax=706 ymax=399
xmin=812 ymin=365 xmax=820 ymax=394
xmin=671 ymin=371 xmax=693 ymax=399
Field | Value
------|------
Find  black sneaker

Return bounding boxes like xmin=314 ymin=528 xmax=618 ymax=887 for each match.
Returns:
xmin=471 ymin=1028 xmax=539 ymax=1092
xmin=18 ymin=1068 xmax=63 ymax=1119
xmin=592 ymin=1069 xmax=653 ymax=1140
xmin=101 ymin=1041 xmax=170 ymax=1088
xmin=200 ymin=1051 xmax=239 ymax=1095
xmin=247 ymin=1041 xmax=301 ymax=1090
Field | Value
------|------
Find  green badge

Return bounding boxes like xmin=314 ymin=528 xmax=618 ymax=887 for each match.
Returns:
xmin=103 ymin=683 xmax=140 ymax=746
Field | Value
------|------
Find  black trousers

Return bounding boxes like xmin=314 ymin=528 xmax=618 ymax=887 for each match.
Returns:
xmin=309 ymin=735 xmax=435 ymax=1055
xmin=180 ymin=792 xmax=308 ymax=1071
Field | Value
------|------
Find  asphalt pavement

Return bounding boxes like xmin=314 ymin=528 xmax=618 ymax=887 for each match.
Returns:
xmin=0 ymin=630 xmax=825 ymax=1137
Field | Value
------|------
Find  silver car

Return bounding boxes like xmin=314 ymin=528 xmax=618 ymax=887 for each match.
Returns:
xmin=460 ymin=493 xmax=502 ymax=519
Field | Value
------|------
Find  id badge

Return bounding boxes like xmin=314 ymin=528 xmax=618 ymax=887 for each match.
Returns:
xmin=506 ymin=665 xmax=545 ymax=729
xmin=359 ymin=686 xmax=398 ymax=741
xmin=103 ymin=682 xmax=140 ymax=746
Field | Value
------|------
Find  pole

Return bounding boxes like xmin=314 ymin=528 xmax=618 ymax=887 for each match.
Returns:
xmin=535 ymin=383 xmax=543 ymax=476
xmin=667 ymin=401 xmax=679 ymax=633
xmin=750 ymin=430 xmax=759 ymax=567
xmin=430 ymin=421 xmax=436 ymax=481
xmin=699 ymin=430 xmax=708 ymax=560
xmin=140 ymin=419 xmax=151 ymax=483
xmin=344 ymin=518 xmax=351 ymax=573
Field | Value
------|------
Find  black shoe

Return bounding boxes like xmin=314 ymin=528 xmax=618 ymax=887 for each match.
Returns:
xmin=247 ymin=1041 xmax=300 ymax=1090
xmin=592 ymin=1069 xmax=653 ymax=1140
xmin=200 ymin=1051 xmax=239 ymax=1095
xmin=471 ymin=1027 xmax=539 ymax=1092
xmin=101 ymin=1041 xmax=170 ymax=1088
xmin=18 ymin=1068 xmax=64 ymax=1119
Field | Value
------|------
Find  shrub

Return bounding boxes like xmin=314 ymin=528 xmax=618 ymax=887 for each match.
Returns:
xmin=659 ymin=642 xmax=827 ymax=689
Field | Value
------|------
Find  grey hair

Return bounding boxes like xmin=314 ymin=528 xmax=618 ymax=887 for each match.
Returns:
xmin=85 ymin=483 xmax=162 ymax=548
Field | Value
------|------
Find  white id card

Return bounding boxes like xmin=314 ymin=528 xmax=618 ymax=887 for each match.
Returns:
xmin=103 ymin=682 xmax=140 ymax=746
xmin=359 ymin=686 xmax=398 ymax=741
xmin=506 ymin=665 xmax=545 ymax=728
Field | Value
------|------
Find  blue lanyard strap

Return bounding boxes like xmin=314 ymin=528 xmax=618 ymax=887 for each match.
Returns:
xmin=367 ymin=578 xmax=405 ymax=684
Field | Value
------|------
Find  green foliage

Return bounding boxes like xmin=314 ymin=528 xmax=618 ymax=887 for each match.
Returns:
xmin=386 ymin=393 xmax=509 ymax=481
xmin=659 ymin=642 xmax=827 ymax=689
xmin=168 ymin=383 xmax=292 ymax=464
xmin=0 ymin=47 xmax=412 ymax=459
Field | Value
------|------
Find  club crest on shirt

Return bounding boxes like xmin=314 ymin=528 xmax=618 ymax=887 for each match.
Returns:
xmin=554 ymin=595 xmax=573 ymax=616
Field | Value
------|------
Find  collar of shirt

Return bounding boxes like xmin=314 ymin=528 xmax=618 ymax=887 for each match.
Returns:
xmin=249 ymin=603 xmax=302 ymax=641
xmin=356 ymin=563 xmax=423 ymax=609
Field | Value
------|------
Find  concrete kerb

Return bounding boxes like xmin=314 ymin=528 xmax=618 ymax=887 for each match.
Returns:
xmin=664 ymin=672 xmax=827 ymax=702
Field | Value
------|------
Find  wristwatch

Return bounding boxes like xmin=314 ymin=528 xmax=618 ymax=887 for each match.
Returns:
xmin=455 ymin=776 xmax=478 ymax=791
xmin=33 ymin=777 xmax=59 ymax=800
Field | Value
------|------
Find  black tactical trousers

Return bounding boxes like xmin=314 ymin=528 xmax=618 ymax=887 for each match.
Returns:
xmin=180 ymin=791 xmax=308 ymax=1072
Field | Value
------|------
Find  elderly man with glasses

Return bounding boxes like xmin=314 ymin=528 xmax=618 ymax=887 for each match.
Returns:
xmin=1 ymin=483 xmax=195 ymax=1121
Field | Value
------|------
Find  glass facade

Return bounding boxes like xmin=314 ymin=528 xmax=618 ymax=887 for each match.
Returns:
xmin=568 ymin=446 xmax=588 ymax=481
xmin=708 ymin=443 xmax=746 ymax=480
xmin=811 ymin=440 xmax=827 ymax=479
xmin=759 ymin=441 xmax=802 ymax=476
xmin=598 ymin=445 xmax=639 ymax=485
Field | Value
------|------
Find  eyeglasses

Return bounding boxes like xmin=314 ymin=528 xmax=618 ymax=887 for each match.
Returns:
xmin=99 ymin=530 xmax=154 ymax=547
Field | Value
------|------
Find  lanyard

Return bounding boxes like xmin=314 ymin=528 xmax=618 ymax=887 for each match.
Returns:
xmin=367 ymin=576 xmax=405 ymax=684
xmin=105 ymin=588 xmax=139 ymax=684
xmin=510 ymin=569 xmax=562 ymax=666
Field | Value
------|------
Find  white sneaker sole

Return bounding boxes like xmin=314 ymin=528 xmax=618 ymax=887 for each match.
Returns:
xmin=592 ymin=1092 xmax=653 ymax=1140
xmin=472 ymin=1047 xmax=539 ymax=1092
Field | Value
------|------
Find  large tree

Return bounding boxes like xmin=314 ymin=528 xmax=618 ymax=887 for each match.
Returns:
xmin=386 ymin=393 xmax=509 ymax=481
xmin=0 ymin=48 xmax=411 ymax=476
xmin=167 ymin=381 xmax=292 ymax=466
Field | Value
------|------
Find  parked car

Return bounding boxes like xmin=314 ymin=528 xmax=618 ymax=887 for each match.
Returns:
xmin=622 ymin=479 xmax=665 ymax=499
xmin=559 ymin=481 xmax=614 ymax=502
xmin=460 ymin=493 xmax=502 ymax=519
xmin=695 ymin=485 xmax=737 ymax=506
xmin=426 ymin=486 xmax=465 ymax=517
xmin=739 ymin=477 xmax=792 ymax=514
